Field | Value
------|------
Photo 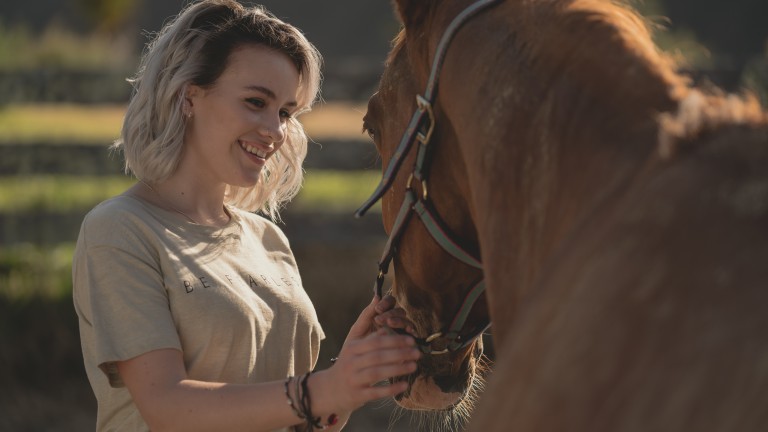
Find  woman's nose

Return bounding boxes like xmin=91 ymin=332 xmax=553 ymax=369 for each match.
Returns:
xmin=258 ymin=112 xmax=286 ymax=144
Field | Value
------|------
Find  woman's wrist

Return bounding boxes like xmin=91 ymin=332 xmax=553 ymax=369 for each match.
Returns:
xmin=305 ymin=369 xmax=336 ymax=417
xmin=285 ymin=371 xmax=339 ymax=430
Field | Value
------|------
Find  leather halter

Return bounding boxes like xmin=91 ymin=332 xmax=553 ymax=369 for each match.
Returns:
xmin=355 ymin=0 xmax=502 ymax=355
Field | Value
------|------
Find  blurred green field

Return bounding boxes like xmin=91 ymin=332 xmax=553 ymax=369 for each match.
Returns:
xmin=0 ymin=102 xmax=368 ymax=144
xmin=0 ymin=171 xmax=380 ymax=214
xmin=0 ymin=243 xmax=74 ymax=300
xmin=0 ymin=176 xmax=133 ymax=212
xmin=0 ymin=171 xmax=380 ymax=299
xmin=0 ymin=21 xmax=134 ymax=71
xmin=0 ymin=104 xmax=126 ymax=144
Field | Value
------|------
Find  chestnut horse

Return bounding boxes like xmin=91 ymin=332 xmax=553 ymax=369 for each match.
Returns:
xmin=357 ymin=0 xmax=768 ymax=430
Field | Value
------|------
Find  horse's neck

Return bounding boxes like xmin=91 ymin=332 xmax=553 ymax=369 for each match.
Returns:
xmin=468 ymin=105 xmax=662 ymax=328
xmin=436 ymin=1 xmax=689 ymax=339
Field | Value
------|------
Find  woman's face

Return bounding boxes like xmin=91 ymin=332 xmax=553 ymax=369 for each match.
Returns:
xmin=183 ymin=43 xmax=301 ymax=188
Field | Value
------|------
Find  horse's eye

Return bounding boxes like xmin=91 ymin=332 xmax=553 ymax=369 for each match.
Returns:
xmin=362 ymin=122 xmax=377 ymax=141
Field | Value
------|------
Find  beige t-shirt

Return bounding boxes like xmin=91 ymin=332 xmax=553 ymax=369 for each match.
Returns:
xmin=72 ymin=194 xmax=324 ymax=431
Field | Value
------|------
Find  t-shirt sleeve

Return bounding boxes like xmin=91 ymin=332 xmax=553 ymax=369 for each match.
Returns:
xmin=262 ymin=218 xmax=327 ymax=346
xmin=259 ymin=216 xmax=326 ymax=365
xmin=73 ymin=207 xmax=181 ymax=387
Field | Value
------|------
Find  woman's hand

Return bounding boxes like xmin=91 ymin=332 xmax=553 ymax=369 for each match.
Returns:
xmin=373 ymin=294 xmax=417 ymax=335
xmin=308 ymin=296 xmax=421 ymax=418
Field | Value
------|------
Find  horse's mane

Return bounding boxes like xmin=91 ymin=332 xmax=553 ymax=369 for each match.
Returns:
xmin=390 ymin=0 xmax=767 ymax=158
xmin=523 ymin=0 xmax=685 ymax=143
xmin=549 ymin=0 xmax=767 ymax=153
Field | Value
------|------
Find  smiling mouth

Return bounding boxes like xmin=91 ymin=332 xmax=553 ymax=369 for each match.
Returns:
xmin=239 ymin=140 xmax=269 ymax=159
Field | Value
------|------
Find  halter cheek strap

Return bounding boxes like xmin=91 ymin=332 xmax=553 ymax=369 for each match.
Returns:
xmin=374 ymin=186 xmax=490 ymax=355
xmin=357 ymin=0 xmax=504 ymax=355
xmin=355 ymin=0 xmax=506 ymax=217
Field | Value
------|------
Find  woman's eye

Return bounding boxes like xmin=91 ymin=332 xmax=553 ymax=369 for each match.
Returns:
xmin=279 ymin=110 xmax=292 ymax=120
xmin=246 ymin=98 xmax=265 ymax=108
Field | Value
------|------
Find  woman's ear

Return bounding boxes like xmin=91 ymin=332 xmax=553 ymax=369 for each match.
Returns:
xmin=183 ymin=84 xmax=200 ymax=117
xmin=185 ymin=84 xmax=201 ymax=103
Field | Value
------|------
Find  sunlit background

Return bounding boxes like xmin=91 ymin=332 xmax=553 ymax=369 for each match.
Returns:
xmin=0 ymin=0 xmax=766 ymax=430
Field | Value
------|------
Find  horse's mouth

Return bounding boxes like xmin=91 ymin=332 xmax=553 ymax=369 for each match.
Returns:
xmin=389 ymin=334 xmax=490 ymax=411
xmin=390 ymin=358 xmax=473 ymax=410
xmin=392 ymin=367 xmax=419 ymax=401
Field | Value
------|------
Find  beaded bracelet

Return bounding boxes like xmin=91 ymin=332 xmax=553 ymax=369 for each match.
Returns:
xmin=300 ymin=372 xmax=339 ymax=431
xmin=284 ymin=376 xmax=304 ymax=420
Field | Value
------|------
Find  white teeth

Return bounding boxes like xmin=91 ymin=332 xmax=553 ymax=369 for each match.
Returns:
xmin=241 ymin=141 xmax=268 ymax=158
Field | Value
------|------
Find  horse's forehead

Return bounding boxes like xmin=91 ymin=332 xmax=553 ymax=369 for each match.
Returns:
xmin=378 ymin=45 xmax=417 ymax=107
xmin=384 ymin=21 xmax=439 ymax=83
xmin=384 ymin=33 xmax=410 ymax=77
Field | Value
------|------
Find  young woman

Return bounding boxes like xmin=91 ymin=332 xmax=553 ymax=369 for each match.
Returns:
xmin=72 ymin=1 xmax=418 ymax=431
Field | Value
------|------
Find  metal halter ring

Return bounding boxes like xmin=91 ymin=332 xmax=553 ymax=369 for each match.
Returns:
xmin=406 ymin=173 xmax=429 ymax=201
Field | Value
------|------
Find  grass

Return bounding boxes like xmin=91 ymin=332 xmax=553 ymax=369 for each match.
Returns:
xmin=293 ymin=170 xmax=381 ymax=212
xmin=0 ymin=22 xmax=135 ymax=71
xmin=0 ymin=104 xmax=126 ymax=144
xmin=0 ymin=243 xmax=75 ymax=300
xmin=0 ymin=102 xmax=368 ymax=144
xmin=0 ymin=176 xmax=134 ymax=212
xmin=0 ymin=171 xmax=381 ymax=214
xmin=302 ymin=102 xmax=369 ymax=141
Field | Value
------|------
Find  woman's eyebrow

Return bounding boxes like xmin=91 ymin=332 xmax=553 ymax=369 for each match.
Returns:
xmin=244 ymin=85 xmax=297 ymax=107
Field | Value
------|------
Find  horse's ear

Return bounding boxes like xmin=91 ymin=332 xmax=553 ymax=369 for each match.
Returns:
xmin=392 ymin=0 xmax=431 ymax=29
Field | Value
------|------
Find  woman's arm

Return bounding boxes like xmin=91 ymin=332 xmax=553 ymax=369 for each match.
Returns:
xmin=118 ymin=297 xmax=420 ymax=432
xmin=119 ymin=348 xmax=298 ymax=431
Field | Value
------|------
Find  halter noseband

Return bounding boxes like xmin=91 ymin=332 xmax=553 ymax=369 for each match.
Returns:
xmin=355 ymin=0 xmax=503 ymax=355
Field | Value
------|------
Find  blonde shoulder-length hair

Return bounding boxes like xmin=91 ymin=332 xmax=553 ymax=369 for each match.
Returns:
xmin=113 ymin=0 xmax=322 ymax=220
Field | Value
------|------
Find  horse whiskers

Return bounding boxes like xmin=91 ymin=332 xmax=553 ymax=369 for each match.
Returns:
xmin=386 ymin=354 xmax=490 ymax=432
xmin=391 ymin=362 xmax=422 ymax=401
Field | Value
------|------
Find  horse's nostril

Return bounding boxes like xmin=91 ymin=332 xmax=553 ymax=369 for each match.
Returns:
xmin=432 ymin=373 xmax=465 ymax=393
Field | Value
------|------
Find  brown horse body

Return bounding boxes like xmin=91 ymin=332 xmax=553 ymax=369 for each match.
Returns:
xmin=364 ymin=0 xmax=768 ymax=429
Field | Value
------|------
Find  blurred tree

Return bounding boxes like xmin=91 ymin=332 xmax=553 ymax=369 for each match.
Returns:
xmin=630 ymin=0 xmax=768 ymax=92
xmin=629 ymin=0 xmax=712 ymax=68
xmin=631 ymin=0 xmax=666 ymax=16
xmin=76 ymin=0 xmax=144 ymax=35
xmin=663 ymin=0 xmax=768 ymax=87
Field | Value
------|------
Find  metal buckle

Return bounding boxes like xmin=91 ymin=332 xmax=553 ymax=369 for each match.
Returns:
xmin=415 ymin=94 xmax=435 ymax=145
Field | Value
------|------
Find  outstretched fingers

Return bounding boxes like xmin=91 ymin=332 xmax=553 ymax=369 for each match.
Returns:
xmin=346 ymin=295 xmax=382 ymax=340
xmin=322 ymin=297 xmax=423 ymax=413
xmin=375 ymin=307 xmax=417 ymax=335
xmin=346 ymin=331 xmax=419 ymax=382
xmin=374 ymin=294 xmax=398 ymax=314
xmin=335 ymin=331 xmax=418 ymax=387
